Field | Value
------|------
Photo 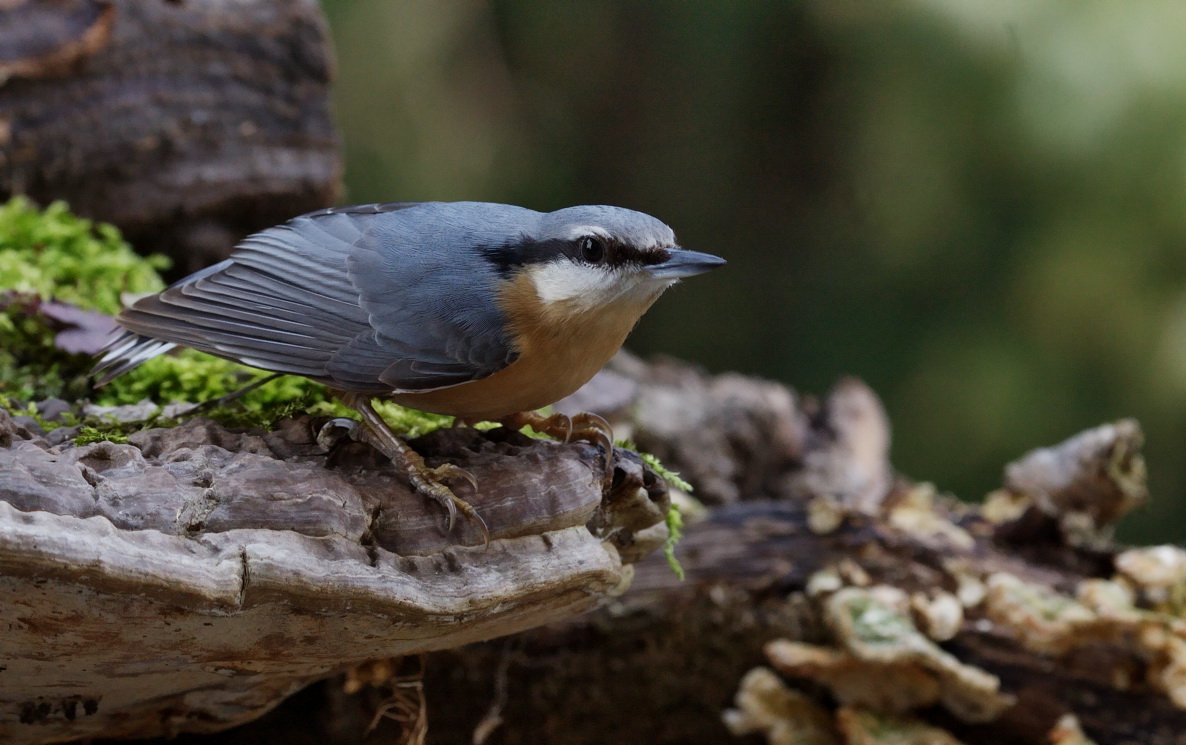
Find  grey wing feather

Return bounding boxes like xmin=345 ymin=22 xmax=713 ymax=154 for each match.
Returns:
xmin=94 ymin=202 xmax=521 ymax=394
xmin=334 ymin=202 xmax=529 ymax=391
xmin=95 ymin=213 xmax=376 ymax=386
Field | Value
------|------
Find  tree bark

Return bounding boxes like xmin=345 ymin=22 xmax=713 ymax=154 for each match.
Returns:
xmin=0 ymin=0 xmax=341 ymax=276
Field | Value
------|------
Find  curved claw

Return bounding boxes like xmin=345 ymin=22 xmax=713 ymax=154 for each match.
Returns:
xmin=406 ymin=470 xmax=460 ymax=534
xmin=442 ymin=490 xmax=459 ymax=534
xmin=406 ymin=464 xmax=489 ymax=544
xmin=506 ymin=410 xmax=615 ymax=454
xmin=315 ymin=417 xmax=361 ymax=452
xmin=572 ymin=412 xmax=614 ymax=454
xmin=467 ymin=509 xmax=491 ymax=548
xmin=502 ymin=410 xmax=616 ymax=484
xmin=569 ymin=412 xmax=615 ymax=482
xmin=431 ymin=474 xmax=486 ymax=543
xmin=527 ymin=412 xmax=572 ymax=442
xmin=337 ymin=391 xmax=489 ymax=547
xmin=433 ymin=475 xmax=490 ymax=548
xmin=433 ymin=463 xmax=479 ymax=492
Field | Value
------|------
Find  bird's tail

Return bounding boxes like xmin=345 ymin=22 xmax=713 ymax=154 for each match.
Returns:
xmin=90 ymin=259 xmax=237 ymax=385
xmin=91 ymin=331 xmax=177 ymax=386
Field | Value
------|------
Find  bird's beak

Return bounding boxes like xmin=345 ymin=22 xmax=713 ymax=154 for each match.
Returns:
xmin=646 ymin=249 xmax=726 ymax=280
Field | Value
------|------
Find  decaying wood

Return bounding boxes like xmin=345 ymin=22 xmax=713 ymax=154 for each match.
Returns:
xmin=3 ymin=353 xmax=1183 ymax=745
xmin=0 ymin=409 xmax=669 ymax=744
xmin=413 ymin=359 xmax=1173 ymax=745
xmin=355 ymin=358 xmax=1177 ymax=745
xmin=76 ymin=355 xmax=1185 ymax=745
xmin=559 ymin=353 xmax=894 ymax=512
xmin=0 ymin=0 xmax=341 ymax=274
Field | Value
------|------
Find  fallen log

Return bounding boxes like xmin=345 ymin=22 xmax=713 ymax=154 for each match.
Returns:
xmin=368 ymin=358 xmax=1178 ymax=745
xmin=0 ymin=409 xmax=669 ymax=743
xmin=3 ymin=354 xmax=1182 ymax=745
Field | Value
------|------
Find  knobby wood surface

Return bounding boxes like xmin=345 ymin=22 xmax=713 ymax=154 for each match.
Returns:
xmin=0 ymin=0 xmax=342 ymax=275
xmin=0 ymin=409 xmax=669 ymax=744
xmin=381 ymin=358 xmax=1177 ymax=745
xmin=1 ymin=352 xmax=1181 ymax=745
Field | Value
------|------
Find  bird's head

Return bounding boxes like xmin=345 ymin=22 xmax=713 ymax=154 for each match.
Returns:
xmin=484 ymin=205 xmax=725 ymax=318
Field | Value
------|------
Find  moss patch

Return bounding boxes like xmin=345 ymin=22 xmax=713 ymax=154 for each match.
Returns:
xmin=664 ymin=504 xmax=686 ymax=581
xmin=0 ymin=197 xmax=169 ymax=315
xmin=639 ymin=450 xmax=693 ymax=492
xmin=1 ymin=197 xmax=169 ymax=401
xmin=74 ymin=426 xmax=130 ymax=445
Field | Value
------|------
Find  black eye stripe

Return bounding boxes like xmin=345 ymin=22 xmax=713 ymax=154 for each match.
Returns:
xmin=480 ymin=238 xmax=566 ymax=277
xmin=634 ymin=246 xmax=672 ymax=266
xmin=481 ymin=236 xmax=672 ymax=276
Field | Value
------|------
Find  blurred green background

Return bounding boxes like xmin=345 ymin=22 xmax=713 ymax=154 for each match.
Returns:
xmin=322 ymin=0 xmax=1186 ymax=544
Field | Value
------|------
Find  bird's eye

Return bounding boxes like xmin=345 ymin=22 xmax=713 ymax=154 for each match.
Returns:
xmin=580 ymin=236 xmax=605 ymax=263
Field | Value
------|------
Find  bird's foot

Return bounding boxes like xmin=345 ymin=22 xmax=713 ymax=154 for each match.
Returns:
xmin=321 ymin=402 xmax=490 ymax=546
xmin=501 ymin=410 xmax=615 ymax=480
xmin=397 ymin=448 xmax=488 ymax=544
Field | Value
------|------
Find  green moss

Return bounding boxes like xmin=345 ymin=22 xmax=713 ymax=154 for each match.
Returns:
xmin=0 ymin=197 xmax=168 ymax=314
xmin=664 ymin=504 xmax=686 ymax=581
xmin=613 ymin=441 xmax=692 ymax=579
xmin=0 ymin=290 xmax=92 ymax=401
xmin=98 ymin=361 xmax=452 ymax=437
xmin=0 ymin=399 xmax=77 ymax=431
xmin=639 ymin=450 xmax=693 ymax=492
xmin=0 ymin=197 xmax=169 ymax=401
xmin=74 ymin=426 xmax=129 ymax=445
xmin=371 ymin=400 xmax=453 ymax=439
xmin=99 ymin=351 xmax=271 ymax=405
xmin=0 ymin=197 xmax=456 ymax=437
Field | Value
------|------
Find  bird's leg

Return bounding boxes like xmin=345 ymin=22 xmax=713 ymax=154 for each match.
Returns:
xmin=499 ymin=410 xmax=615 ymax=479
xmin=337 ymin=392 xmax=489 ymax=545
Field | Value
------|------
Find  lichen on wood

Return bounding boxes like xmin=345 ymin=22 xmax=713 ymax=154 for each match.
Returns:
xmin=369 ymin=357 xmax=1186 ymax=745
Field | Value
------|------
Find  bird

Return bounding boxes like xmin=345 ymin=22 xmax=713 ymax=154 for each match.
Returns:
xmin=92 ymin=201 xmax=725 ymax=542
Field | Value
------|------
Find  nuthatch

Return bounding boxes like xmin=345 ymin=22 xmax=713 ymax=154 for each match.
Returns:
xmin=93 ymin=201 xmax=725 ymax=540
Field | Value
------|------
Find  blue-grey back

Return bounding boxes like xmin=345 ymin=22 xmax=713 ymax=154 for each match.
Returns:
xmin=106 ymin=202 xmax=532 ymax=393
xmin=340 ymin=203 xmax=539 ymax=389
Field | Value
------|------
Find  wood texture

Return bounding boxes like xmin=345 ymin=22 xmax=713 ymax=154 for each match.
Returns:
xmin=4 ymin=353 xmax=1183 ymax=745
xmin=0 ymin=410 xmax=668 ymax=743
xmin=405 ymin=357 xmax=1181 ymax=745
xmin=0 ymin=0 xmax=341 ymax=275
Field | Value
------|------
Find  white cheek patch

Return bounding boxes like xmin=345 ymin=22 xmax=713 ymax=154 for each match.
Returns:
xmin=530 ymin=261 xmax=624 ymax=310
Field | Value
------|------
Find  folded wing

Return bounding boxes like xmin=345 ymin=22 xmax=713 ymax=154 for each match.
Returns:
xmin=94 ymin=203 xmax=519 ymax=394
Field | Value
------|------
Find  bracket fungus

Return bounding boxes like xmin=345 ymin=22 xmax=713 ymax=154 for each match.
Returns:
xmin=0 ymin=409 xmax=669 ymax=743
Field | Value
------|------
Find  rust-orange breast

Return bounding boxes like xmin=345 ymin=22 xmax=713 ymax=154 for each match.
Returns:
xmin=389 ymin=271 xmax=663 ymax=420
